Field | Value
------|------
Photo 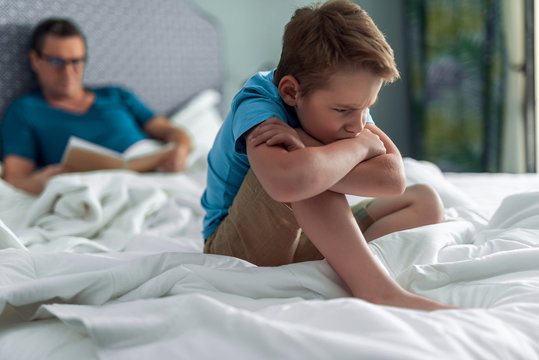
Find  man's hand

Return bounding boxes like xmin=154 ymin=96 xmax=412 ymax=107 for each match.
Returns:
xmin=143 ymin=115 xmax=192 ymax=172
xmin=158 ymin=143 xmax=190 ymax=172
xmin=249 ymin=118 xmax=305 ymax=151
xmin=2 ymin=155 xmax=66 ymax=194
xmin=30 ymin=164 xmax=66 ymax=193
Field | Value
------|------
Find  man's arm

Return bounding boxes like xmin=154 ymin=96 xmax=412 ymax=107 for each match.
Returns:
xmin=246 ymin=118 xmax=386 ymax=203
xmin=143 ymin=116 xmax=192 ymax=172
xmin=2 ymin=155 xmax=64 ymax=194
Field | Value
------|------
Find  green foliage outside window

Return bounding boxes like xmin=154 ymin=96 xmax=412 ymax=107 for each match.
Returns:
xmin=406 ymin=0 xmax=506 ymax=172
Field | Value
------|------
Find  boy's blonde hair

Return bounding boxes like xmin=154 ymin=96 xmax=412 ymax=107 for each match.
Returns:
xmin=274 ymin=0 xmax=399 ymax=97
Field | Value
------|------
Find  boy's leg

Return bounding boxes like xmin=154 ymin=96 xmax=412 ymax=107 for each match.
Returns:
xmin=204 ymin=169 xmax=322 ymax=266
xmin=291 ymin=189 xmax=454 ymax=310
xmin=351 ymin=199 xmax=376 ymax=232
xmin=354 ymin=184 xmax=444 ymax=242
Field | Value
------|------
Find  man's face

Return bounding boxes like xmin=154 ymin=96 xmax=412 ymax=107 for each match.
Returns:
xmin=295 ymin=69 xmax=383 ymax=144
xmin=30 ymin=34 xmax=86 ymax=99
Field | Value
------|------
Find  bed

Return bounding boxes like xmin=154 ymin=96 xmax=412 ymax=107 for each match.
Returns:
xmin=1 ymin=1 xmax=539 ymax=359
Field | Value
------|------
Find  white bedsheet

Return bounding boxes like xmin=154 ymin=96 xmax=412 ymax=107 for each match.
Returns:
xmin=1 ymin=158 xmax=538 ymax=359
xmin=445 ymin=171 xmax=539 ymax=218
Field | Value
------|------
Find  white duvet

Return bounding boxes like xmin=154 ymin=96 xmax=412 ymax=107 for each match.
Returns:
xmin=0 ymin=158 xmax=538 ymax=359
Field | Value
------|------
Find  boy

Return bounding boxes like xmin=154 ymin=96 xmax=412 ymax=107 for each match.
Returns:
xmin=202 ymin=0 xmax=453 ymax=311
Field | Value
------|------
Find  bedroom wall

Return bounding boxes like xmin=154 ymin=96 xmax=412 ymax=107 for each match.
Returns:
xmin=193 ymin=0 xmax=412 ymax=155
xmin=192 ymin=0 xmax=312 ymax=105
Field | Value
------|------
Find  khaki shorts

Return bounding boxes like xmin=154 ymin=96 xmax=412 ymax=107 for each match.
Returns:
xmin=204 ymin=169 xmax=374 ymax=266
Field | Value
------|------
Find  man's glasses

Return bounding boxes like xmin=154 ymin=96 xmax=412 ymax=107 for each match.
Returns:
xmin=39 ymin=53 xmax=87 ymax=71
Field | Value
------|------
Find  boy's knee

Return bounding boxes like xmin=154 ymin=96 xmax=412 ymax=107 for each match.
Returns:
xmin=407 ymin=184 xmax=444 ymax=223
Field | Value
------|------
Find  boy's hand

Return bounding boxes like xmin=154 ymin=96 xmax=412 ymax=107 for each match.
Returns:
xmin=249 ymin=118 xmax=305 ymax=151
xmin=355 ymin=128 xmax=386 ymax=161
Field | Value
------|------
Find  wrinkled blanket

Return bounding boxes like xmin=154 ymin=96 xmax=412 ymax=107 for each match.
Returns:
xmin=0 ymin=159 xmax=538 ymax=359
xmin=0 ymin=169 xmax=206 ymax=253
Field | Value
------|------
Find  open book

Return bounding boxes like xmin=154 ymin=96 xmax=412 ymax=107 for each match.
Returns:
xmin=61 ymin=136 xmax=176 ymax=172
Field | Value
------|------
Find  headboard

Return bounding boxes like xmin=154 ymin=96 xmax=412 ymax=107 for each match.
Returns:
xmin=0 ymin=0 xmax=223 ymax=120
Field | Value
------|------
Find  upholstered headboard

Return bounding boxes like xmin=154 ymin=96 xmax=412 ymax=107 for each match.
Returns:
xmin=0 ymin=0 xmax=223 ymax=120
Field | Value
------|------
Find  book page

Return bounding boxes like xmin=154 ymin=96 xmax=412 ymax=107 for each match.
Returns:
xmin=124 ymin=140 xmax=176 ymax=172
xmin=63 ymin=148 xmax=124 ymax=171
xmin=61 ymin=136 xmax=175 ymax=173
xmin=61 ymin=136 xmax=124 ymax=172
xmin=123 ymin=139 xmax=168 ymax=159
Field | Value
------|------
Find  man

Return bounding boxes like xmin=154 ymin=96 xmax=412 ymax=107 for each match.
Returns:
xmin=1 ymin=18 xmax=191 ymax=194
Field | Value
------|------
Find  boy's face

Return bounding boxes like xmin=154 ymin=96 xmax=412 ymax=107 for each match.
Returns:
xmin=295 ymin=70 xmax=383 ymax=144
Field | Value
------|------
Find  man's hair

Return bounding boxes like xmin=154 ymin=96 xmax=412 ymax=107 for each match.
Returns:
xmin=30 ymin=18 xmax=86 ymax=55
xmin=274 ymin=0 xmax=399 ymax=97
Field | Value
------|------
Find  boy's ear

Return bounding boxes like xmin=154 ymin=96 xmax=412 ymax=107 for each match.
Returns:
xmin=278 ymin=75 xmax=300 ymax=106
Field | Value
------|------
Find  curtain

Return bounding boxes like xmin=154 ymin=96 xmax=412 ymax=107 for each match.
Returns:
xmin=405 ymin=0 xmax=507 ymax=172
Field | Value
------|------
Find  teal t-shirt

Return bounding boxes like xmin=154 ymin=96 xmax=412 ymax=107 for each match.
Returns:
xmin=1 ymin=87 xmax=154 ymax=167
xmin=200 ymin=70 xmax=374 ymax=239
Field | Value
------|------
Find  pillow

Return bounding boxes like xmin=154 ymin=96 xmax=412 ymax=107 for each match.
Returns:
xmin=169 ymin=89 xmax=223 ymax=170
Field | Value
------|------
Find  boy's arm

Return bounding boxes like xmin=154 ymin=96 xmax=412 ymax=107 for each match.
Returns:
xmin=326 ymin=123 xmax=405 ymax=198
xmin=247 ymin=118 xmax=385 ymax=203
xmin=261 ymin=120 xmax=405 ymax=199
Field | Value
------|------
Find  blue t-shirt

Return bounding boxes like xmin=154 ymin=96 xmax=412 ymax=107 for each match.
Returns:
xmin=201 ymin=70 xmax=374 ymax=239
xmin=1 ymin=87 xmax=154 ymax=167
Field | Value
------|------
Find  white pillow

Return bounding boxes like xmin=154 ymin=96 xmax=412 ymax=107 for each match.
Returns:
xmin=169 ymin=89 xmax=223 ymax=170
